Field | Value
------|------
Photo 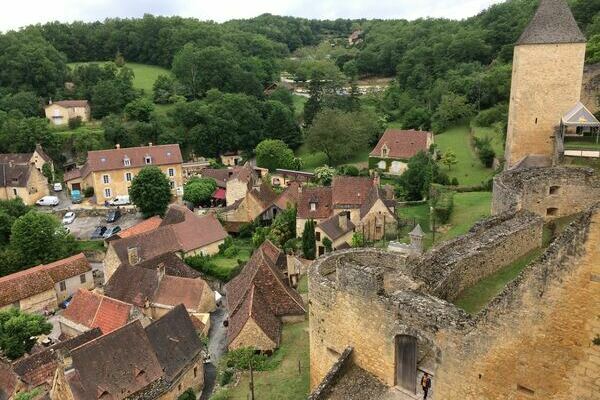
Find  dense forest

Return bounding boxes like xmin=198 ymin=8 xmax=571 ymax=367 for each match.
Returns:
xmin=0 ymin=0 xmax=597 ymax=162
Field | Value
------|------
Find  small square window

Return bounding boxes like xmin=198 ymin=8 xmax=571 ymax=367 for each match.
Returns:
xmin=549 ymin=186 xmax=560 ymax=195
xmin=59 ymin=281 xmax=66 ymax=291
xmin=79 ymin=274 xmax=86 ymax=284
xmin=123 ymin=158 xmax=131 ymax=167
xmin=145 ymin=156 xmax=152 ymax=164
xmin=310 ymin=202 xmax=316 ymax=211
xmin=104 ymin=188 xmax=112 ymax=198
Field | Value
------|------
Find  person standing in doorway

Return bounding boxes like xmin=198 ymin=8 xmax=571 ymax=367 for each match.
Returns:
xmin=421 ymin=372 xmax=432 ymax=399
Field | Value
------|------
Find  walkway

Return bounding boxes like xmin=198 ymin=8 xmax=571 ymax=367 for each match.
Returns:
xmin=199 ymin=305 xmax=229 ymax=400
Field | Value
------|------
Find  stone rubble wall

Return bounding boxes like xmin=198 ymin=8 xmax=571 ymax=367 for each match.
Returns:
xmin=307 ymin=347 xmax=353 ymax=400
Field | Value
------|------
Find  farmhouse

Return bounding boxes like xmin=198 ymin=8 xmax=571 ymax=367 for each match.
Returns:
xmin=369 ymin=129 xmax=433 ymax=175
xmin=44 ymin=100 xmax=91 ymax=126
xmin=0 ymin=145 xmax=53 ymax=205
xmin=0 ymin=253 xmax=93 ymax=313
xmin=63 ymin=143 xmax=184 ymax=205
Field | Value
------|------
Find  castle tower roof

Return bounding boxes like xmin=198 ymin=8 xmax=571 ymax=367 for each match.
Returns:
xmin=517 ymin=0 xmax=585 ymax=45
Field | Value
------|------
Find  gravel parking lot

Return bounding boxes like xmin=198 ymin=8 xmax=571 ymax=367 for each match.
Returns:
xmin=63 ymin=211 xmax=143 ymax=240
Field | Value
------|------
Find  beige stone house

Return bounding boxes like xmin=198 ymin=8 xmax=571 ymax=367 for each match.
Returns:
xmin=0 ymin=253 xmax=93 ymax=313
xmin=51 ymin=305 xmax=205 ymax=400
xmin=44 ymin=100 xmax=91 ymax=126
xmin=315 ymin=213 xmax=355 ymax=256
xmin=64 ymin=143 xmax=184 ymax=205
xmin=0 ymin=145 xmax=53 ymax=205
xmin=220 ymin=151 xmax=243 ymax=166
xmin=103 ymin=205 xmax=228 ymax=281
xmin=297 ymin=176 xmax=396 ymax=241
xmin=369 ymin=129 xmax=434 ymax=175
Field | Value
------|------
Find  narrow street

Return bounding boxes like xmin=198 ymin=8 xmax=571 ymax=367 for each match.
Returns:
xmin=200 ymin=305 xmax=229 ymax=400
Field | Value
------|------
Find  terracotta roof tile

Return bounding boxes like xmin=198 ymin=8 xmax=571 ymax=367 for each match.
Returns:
xmin=135 ymin=252 xmax=201 ymax=279
xmin=201 ymin=168 xmax=231 ymax=188
xmin=159 ymin=205 xmax=228 ymax=252
xmin=331 ymin=176 xmax=375 ymax=207
xmin=52 ymin=100 xmax=89 ymax=108
xmin=62 ymin=289 xmax=132 ymax=334
xmin=297 ymin=187 xmax=332 ymax=220
xmin=0 ymin=163 xmax=31 ymax=188
xmin=86 ymin=144 xmax=182 ymax=173
xmin=104 ymin=265 xmax=159 ymax=307
xmin=370 ymin=129 xmax=432 ymax=160
xmin=116 ymin=216 xmax=162 ymax=239
xmin=153 ymin=275 xmax=208 ymax=311
xmin=274 ymin=181 xmax=302 ymax=210
xmin=41 ymin=253 xmax=91 ymax=283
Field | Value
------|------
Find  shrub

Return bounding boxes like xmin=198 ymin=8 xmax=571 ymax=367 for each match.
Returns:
xmin=430 ymin=185 xmax=454 ymax=224
xmin=185 ymin=254 xmax=230 ymax=281
xmin=238 ymin=222 xmax=256 ymax=238
xmin=83 ymin=186 xmax=94 ymax=197
xmin=223 ymin=245 xmax=239 ymax=258
xmin=322 ymin=237 xmax=332 ymax=253
xmin=473 ymin=136 xmax=496 ymax=168
xmin=177 ymin=389 xmax=196 ymax=400
xmin=219 ymin=368 xmax=234 ymax=386
xmin=68 ymin=116 xmax=82 ymax=129
xmin=218 ymin=236 xmax=234 ymax=254
xmin=473 ymin=104 xmax=508 ymax=127
xmin=451 ymin=177 xmax=459 ymax=186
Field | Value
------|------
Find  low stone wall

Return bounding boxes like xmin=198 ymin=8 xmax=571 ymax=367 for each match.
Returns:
xmin=492 ymin=166 xmax=600 ymax=219
xmin=412 ymin=210 xmax=544 ymax=301
xmin=308 ymin=347 xmax=353 ymax=400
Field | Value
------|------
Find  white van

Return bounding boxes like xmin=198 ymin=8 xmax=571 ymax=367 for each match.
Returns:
xmin=36 ymin=196 xmax=60 ymax=206
xmin=109 ymin=195 xmax=131 ymax=206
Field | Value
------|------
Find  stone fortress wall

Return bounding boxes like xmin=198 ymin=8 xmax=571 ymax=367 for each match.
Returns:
xmin=309 ymin=204 xmax=600 ymax=399
xmin=492 ymin=166 xmax=600 ymax=219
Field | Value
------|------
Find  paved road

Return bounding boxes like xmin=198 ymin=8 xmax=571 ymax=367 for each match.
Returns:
xmin=200 ymin=305 xmax=229 ymax=400
xmin=65 ymin=212 xmax=142 ymax=240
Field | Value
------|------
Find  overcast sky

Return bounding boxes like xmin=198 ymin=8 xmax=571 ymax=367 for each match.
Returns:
xmin=0 ymin=0 xmax=506 ymax=32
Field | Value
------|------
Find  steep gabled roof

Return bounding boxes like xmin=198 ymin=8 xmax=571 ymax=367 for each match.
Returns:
xmin=224 ymin=241 xmax=305 ymax=318
xmin=109 ymin=225 xmax=181 ymax=267
xmin=331 ymin=176 xmax=374 ymax=207
xmin=0 ymin=362 xmax=17 ymax=400
xmin=159 ymin=205 xmax=227 ymax=252
xmin=145 ymin=305 xmax=202 ymax=381
xmin=61 ymin=289 xmax=132 ymax=335
xmin=153 ymin=275 xmax=208 ymax=311
xmin=68 ymin=321 xmax=164 ymax=400
xmin=317 ymin=213 xmax=355 ymax=241
xmin=370 ymin=129 xmax=432 ymax=160
xmin=201 ymin=168 xmax=231 ymax=188
xmin=116 ymin=216 xmax=162 ymax=239
xmin=0 ymin=163 xmax=31 ymax=188
xmin=517 ymin=0 xmax=586 ymax=45
xmin=273 ymin=181 xmax=302 ymax=210
xmin=104 ymin=265 xmax=160 ymax=307
xmin=136 ymin=252 xmax=201 ymax=279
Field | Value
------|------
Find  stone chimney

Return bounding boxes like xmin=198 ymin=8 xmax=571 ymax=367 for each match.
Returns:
xmin=148 ymin=142 xmax=153 ymax=147
xmin=339 ymin=212 xmax=348 ymax=231
xmin=115 ymin=144 xmax=121 ymax=149
xmin=156 ymin=262 xmax=165 ymax=282
xmin=127 ymin=247 xmax=139 ymax=265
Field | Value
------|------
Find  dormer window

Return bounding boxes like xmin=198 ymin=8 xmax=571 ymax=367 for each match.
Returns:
xmin=144 ymin=155 xmax=152 ymax=165
xmin=310 ymin=202 xmax=317 ymax=211
xmin=382 ymin=144 xmax=389 ymax=158
xmin=123 ymin=157 xmax=131 ymax=167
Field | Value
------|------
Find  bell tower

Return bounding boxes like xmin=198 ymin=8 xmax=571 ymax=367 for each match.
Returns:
xmin=504 ymin=0 xmax=586 ymax=168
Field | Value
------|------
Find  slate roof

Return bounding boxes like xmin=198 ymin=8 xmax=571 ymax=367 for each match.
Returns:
xmin=104 ymin=265 xmax=161 ymax=307
xmin=369 ymin=129 xmax=432 ymax=160
xmin=153 ymin=275 xmax=208 ymax=311
xmin=116 ymin=215 xmax=163 ymax=239
xmin=85 ymin=144 xmax=182 ymax=174
xmin=12 ymin=328 xmax=102 ymax=389
xmin=0 ymin=253 xmax=91 ymax=308
xmin=0 ymin=163 xmax=31 ymax=187
xmin=517 ymin=0 xmax=586 ymax=45
xmin=227 ymin=284 xmax=281 ymax=347
xmin=61 ymin=289 xmax=132 ymax=335
xmin=331 ymin=176 xmax=375 ymax=207
xmin=52 ymin=100 xmax=89 ymax=108
xmin=109 ymin=225 xmax=181 ymax=267
xmin=145 ymin=304 xmax=202 ymax=381
xmin=317 ymin=213 xmax=355 ymax=241
xmin=225 ymin=241 xmax=305 ymax=318
xmin=68 ymin=321 xmax=164 ymax=400
xmin=297 ymin=187 xmax=333 ymax=219
xmin=159 ymin=205 xmax=228 ymax=253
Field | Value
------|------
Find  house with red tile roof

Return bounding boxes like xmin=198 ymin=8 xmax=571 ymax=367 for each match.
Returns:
xmin=370 ymin=129 xmax=434 ymax=175
xmin=112 ymin=215 xmax=162 ymax=239
xmin=63 ymin=143 xmax=184 ymax=205
xmin=0 ymin=253 xmax=93 ymax=313
xmin=44 ymin=100 xmax=90 ymax=126
xmin=53 ymin=305 xmax=205 ymax=400
xmin=296 ymin=176 xmax=396 ymax=242
xmin=59 ymin=289 xmax=133 ymax=338
xmin=224 ymin=240 xmax=305 ymax=352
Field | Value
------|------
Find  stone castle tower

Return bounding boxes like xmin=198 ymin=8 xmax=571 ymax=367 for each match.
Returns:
xmin=504 ymin=0 xmax=586 ymax=168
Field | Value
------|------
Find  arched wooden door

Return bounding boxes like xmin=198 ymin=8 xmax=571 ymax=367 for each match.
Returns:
xmin=395 ymin=335 xmax=417 ymax=393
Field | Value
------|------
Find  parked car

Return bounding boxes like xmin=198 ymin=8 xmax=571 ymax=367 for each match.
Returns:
xmin=59 ymin=296 xmax=73 ymax=309
xmin=36 ymin=196 xmax=59 ymax=206
xmin=109 ymin=195 xmax=130 ymax=206
xmin=91 ymin=226 xmax=107 ymax=239
xmin=53 ymin=183 xmax=62 ymax=192
xmin=103 ymin=226 xmax=122 ymax=239
xmin=62 ymin=211 xmax=76 ymax=224
xmin=106 ymin=209 xmax=122 ymax=223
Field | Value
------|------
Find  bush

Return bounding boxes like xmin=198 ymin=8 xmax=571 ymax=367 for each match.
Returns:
xmin=337 ymin=165 xmax=359 ymax=176
xmin=177 ymin=389 xmax=196 ymax=400
xmin=451 ymin=177 xmax=459 ymax=186
xmin=219 ymin=368 xmax=234 ymax=386
xmin=83 ymin=186 xmax=94 ymax=197
xmin=473 ymin=137 xmax=496 ymax=168
xmin=473 ymin=104 xmax=508 ymax=127
xmin=222 ymin=347 xmax=276 ymax=371
xmin=238 ymin=222 xmax=256 ymax=238
xmin=223 ymin=245 xmax=239 ymax=258
xmin=218 ymin=236 xmax=234 ymax=254
xmin=68 ymin=116 xmax=83 ymax=129
xmin=430 ymin=185 xmax=454 ymax=224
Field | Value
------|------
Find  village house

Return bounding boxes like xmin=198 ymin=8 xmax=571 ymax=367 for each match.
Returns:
xmin=104 ymin=252 xmax=215 ymax=335
xmin=224 ymin=240 xmax=305 ymax=352
xmin=315 ymin=213 xmax=355 ymax=256
xmin=58 ymin=289 xmax=134 ymax=338
xmin=44 ymin=100 xmax=91 ymax=126
xmin=201 ymin=164 xmax=260 ymax=206
xmin=103 ymin=204 xmax=228 ymax=280
xmin=296 ymin=176 xmax=396 ymax=242
xmin=6 ymin=328 xmax=102 ymax=398
xmin=0 ymin=145 xmax=53 ymax=205
xmin=369 ymin=129 xmax=434 ymax=175
xmin=220 ymin=151 xmax=243 ymax=166
xmin=51 ymin=305 xmax=205 ymax=400
xmin=0 ymin=253 xmax=93 ymax=313
xmin=63 ymin=143 xmax=184 ymax=205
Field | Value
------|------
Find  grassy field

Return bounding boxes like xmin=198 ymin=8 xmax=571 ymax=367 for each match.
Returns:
xmin=67 ymin=62 xmax=171 ymax=95
xmin=75 ymin=240 xmax=105 ymax=252
xmin=396 ymin=191 xmax=492 ymax=249
xmin=472 ymin=125 xmax=505 ymax=159
xmin=435 ymin=126 xmax=495 ymax=187
xmin=209 ymin=238 xmax=253 ymax=273
xmin=226 ymin=321 xmax=310 ymax=400
xmin=292 ymin=94 xmax=307 ymax=119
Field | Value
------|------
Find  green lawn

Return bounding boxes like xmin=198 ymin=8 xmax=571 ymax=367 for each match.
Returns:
xmin=67 ymin=62 xmax=171 ymax=95
xmin=435 ymin=126 xmax=495 ymax=187
xmin=563 ymin=136 xmax=600 ymax=150
xmin=75 ymin=240 xmax=105 ymax=252
xmin=453 ymin=248 xmax=542 ymax=314
xmin=297 ymin=274 xmax=308 ymax=294
xmin=472 ymin=125 xmax=505 ymax=159
xmin=209 ymin=238 xmax=253 ymax=272
xmin=292 ymin=95 xmax=307 ymax=119
xmin=226 ymin=321 xmax=310 ymax=400
xmin=396 ymin=192 xmax=492 ymax=249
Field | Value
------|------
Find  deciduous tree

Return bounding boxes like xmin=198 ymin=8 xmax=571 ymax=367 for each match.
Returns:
xmin=129 ymin=167 xmax=172 ymax=218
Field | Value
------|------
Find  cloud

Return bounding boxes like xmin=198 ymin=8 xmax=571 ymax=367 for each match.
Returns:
xmin=0 ymin=0 xmax=505 ymax=32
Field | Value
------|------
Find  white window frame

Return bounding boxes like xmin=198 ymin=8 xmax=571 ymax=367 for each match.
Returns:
xmin=145 ymin=156 xmax=152 ymax=164
xmin=125 ymin=172 xmax=132 ymax=182
xmin=310 ymin=202 xmax=316 ymax=211
xmin=102 ymin=174 xmax=110 ymax=184
xmin=123 ymin=157 xmax=131 ymax=167
xmin=168 ymin=168 xmax=175 ymax=177
xmin=104 ymin=188 xmax=112 ymax=198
